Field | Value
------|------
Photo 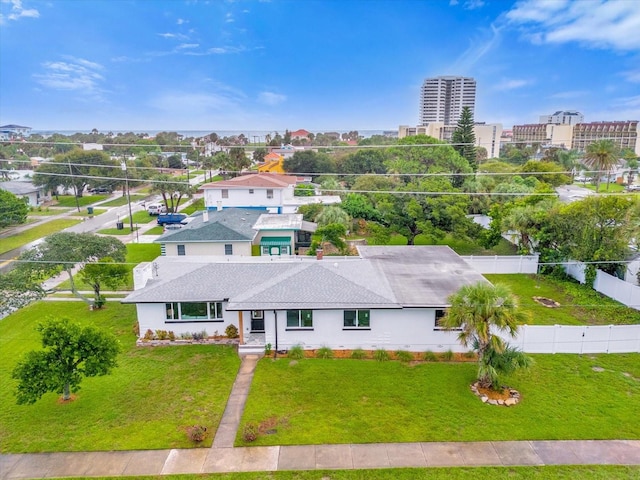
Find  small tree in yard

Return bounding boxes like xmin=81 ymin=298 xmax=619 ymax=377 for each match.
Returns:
xmin=79 ymin=257 xmax=129 ymax=308
xmin=12 ymin=318 xmax=120 ymax=404
xmin=443 ymin=282 xmax=531 ymax=390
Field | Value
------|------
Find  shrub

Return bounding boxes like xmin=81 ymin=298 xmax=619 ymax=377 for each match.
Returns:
xmin=132 ymin=323 xmax=140 ymax=337
xmin=316 ymin=346 xmax=334 ymax=359
xmin=395 ymin=350 xmax=413 ymax=363
xmin=463 ymin=350 xmax=476 ymax=359
xmin=242 ymin=422 xmax=259 ymax=442
xmin=423 ymin=350 xmax=438 ymax=362
xmin=168 ymin=331 xmax=176 ymax=341
xmin=225 ymin=324 xmax=239 ymax=339
xmin=442 ymin=349 xmax=454 ymax=361
xmin=180 ymin=332 xmax=193 ymax=340
xmin=374 ymin=349 xmax=390 ymax=362
xmin=350 ymin=348 xmax=366 ymax=359
xmin=143 ymin=329 xmax=155 ymax=341
xmin=288 ymin=344 xmax=305 ymax=359
xmin=192 ymin=330 xmax=207 ymax=341
xmin=156 ymin=330 xmax=169 ymax=340
xmin=265 ymin=343 xmax=272 ymax=355
xmin=186 ymin=425 xmax=207 ymax=443
xmin=94 ymin=295 xmax=106 ymax=309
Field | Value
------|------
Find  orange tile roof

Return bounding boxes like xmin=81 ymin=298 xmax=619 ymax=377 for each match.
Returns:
xmin=291 ymin=129 xmax=311 ymax=137
xmin=202 ymin=173 xmax=298 ymax=189
xmin=264 ymin=152 xmax=281 ymax=161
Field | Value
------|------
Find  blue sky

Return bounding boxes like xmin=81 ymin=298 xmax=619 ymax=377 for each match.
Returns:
xmin=1 ymin=0 xmax=639 ymax=132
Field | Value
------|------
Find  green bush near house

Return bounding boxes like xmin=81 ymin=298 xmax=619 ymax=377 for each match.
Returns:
xmin=0 ymin=302 xmax=240 ymax=452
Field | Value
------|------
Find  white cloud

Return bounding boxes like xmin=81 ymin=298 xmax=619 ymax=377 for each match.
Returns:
xmin=449 ymin=0 xmax=484 ymax=9
xmin=33 ymin=57 xmax=105 ymax=96
xmin=506 ymin=0 xmax=640 ymax=51
xmin=258 ymin=91 xmax=286 ymax=106
xmin=225 ymin=12 xmax=234 ymax=23
xmin=448 ymin=23 xmax=501 ymax=73
xmin=0 ymin=0 xmax=39 ymax=24
xmin=158 ymin=32 xmax=188 ymax=40
xmin=494 ymin=78 xmax=531 ymax=90
xmin=548 ymin=90 xmax=589 ymax=99
xmin=622 ymin=69 xmax=640 ymax=83
xmin=177 ymin=43 xmax=199 ymax=50
xmin=176 ymin=18 xmax=188 ymax=25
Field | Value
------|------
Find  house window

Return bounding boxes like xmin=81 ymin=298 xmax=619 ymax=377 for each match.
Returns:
xmin=165 ymin=302 xmax=224 ymax=322
xmin=434 ymin=309 xmax=457 ymax=329
xmin=286 ymin=309 xmax=313 ymax=328
xmin=251 ymin=310 xmax=263 ymax=319
xmin=344 ymin=310 xmax=370 ymax=329
xmin=224 ymin=244 xmax=233 ymax=255
xmin=166 ymin=302 xmax=179 ymax=320
xmin=249 ymin=189 xmax=254 ymax=194
xmin=222 ymin=189 xmax=229 ymax=199
xmin=177 ymin=244 xmax=185 ymax=256
xmin=266 ymin=189 xmax=274 ymax=199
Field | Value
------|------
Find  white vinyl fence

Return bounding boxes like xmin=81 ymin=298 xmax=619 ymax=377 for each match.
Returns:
xmin=497 ymin=324 xmax=640 ymax=354
xmin=461 ymin=255 xmax=539 ymax=274
xmin=564 ymin=261 xmax=640 ymax=311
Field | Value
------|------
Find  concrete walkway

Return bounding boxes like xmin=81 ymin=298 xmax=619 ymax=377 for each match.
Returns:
xmin=2 ymin=440 xmax=639 ymax=478
xmin=213 ymin=355 xmax=260 ymax=448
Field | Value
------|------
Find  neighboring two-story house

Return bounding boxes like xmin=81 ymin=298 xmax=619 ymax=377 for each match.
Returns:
xmin=202 ymin=173 xmax=341 ymax=214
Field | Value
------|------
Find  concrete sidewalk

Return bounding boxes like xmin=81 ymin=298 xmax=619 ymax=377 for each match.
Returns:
xmin=2 ymin=440 xmax=639 ymax=478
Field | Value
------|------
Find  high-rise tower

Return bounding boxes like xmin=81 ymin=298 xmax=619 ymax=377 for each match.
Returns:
xmin=420 ymin=76 xmax=476 ymax=125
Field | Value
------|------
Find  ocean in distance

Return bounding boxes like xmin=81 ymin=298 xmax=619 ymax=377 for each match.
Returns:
xmin=31 ymin=129 xmax=393 ymax=139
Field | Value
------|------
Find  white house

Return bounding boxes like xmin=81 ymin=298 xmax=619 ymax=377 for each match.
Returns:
xmin=202 ymin=173 xmax=341 ymax=214
xmin=122 ymin=246 xmax=489 ymax=354
xmin=0 ymin=181 xmax=48 ymax=206
xmin=155 ymin=208 xmax=317 ymax=256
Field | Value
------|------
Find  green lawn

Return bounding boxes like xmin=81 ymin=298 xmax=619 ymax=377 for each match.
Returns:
xmin=180 ymin=198 xmax=205 ymax=214
xmin=238 ymin=354 xmax=640 ymax=446
xmin=121 ymin=210 xmax=156 ymax=224
xmin=53 ymin=466 xmax=640 ymax=480
xmin=74 ymin=208 xmax=107 ymax=217
xmin=27 ymin=207 xmax=71 ymax=216
xmin=56 ymin=243 xmax=161 ymax=292
xmin=0 ymin=301 xmax=240 ymax=453
xmin=97 ymin=227 xmax=140 ymax=235
xmin=143 ymin=226 xmax=165 ymax=235
xmin=53 ymin=195 xmax=108 ymax=207
xmin=0 ymin=219 xmax=82 ymax=255
xmin=485 ymin=274 xmax=640 ymax=325
xmin=581 ymin=183 xmax=626 ymax=193
xmin=422 ymin=235 xmax=518 ymax=255
xmin=99 ymin=194 xmax=146 ymax=207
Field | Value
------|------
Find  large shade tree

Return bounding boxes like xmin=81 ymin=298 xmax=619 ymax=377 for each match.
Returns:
xmin=0 ymin=190 xmax=29 ymax=228
xmin=583 ymin=139 xmax=619 ymax=192
xmin=12 ymin=318 xmax=120 ymax=404
xmin=443 ymin=282 xmax=529 ymax=389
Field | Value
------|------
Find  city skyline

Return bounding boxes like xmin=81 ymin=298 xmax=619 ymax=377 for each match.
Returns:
xmin=1 ymin=0 xmax=639 ymax=131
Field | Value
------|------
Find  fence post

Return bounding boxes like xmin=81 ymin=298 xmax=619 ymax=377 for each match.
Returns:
xmin=519 ymin=255 xmax=523 ymax=273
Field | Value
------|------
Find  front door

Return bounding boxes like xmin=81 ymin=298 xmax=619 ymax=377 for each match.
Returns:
xmin=251 ymin=311 xmax=264 ymax=332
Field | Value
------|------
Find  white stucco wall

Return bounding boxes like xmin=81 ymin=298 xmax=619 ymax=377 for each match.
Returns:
xmin=163 ymin=241 xmax=252 ymax=256
xmin=136 ymin=302 xmax=240 ymax=337
xmin=259 ymin=308 xmax=464 ymax=353
xmin=203 ymin=187 xmax=285 ymax=209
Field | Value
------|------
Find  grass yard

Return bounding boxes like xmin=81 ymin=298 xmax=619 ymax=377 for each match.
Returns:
xmin=74 ymin=208 xmax=107 ymax=217
xmin=97 ymin=227 xmax=140 ymax=235
xmin=485 ymin=274 xmax=640 ymax=325
xmin=238 ymin=354 xmax=640 ymax=447
xmin=56 ymin=243 xmax=161 ymax=292
xmin=54 ymin=466 xmax=640 ymax=479
xmin=0 ymin=301 xmax=240 ymax=453
xmin=143 ymin=226 xmax=165 ymax=235
xmin=99 ymin=194 xmax=146 ymax=207
xmin=53 ymin=195 xmax=108 ymax=207
xmin=0 ymin=219 xmax=82 ymax=255
xmin=121 ymin=210 xmax=156 ymax=224
xmin=420 ymin=234 xmax=518 ymax=255
xmin=180 ymin=198 xmax=205 ymax=215
xmin=27 ymin=207 xmax=71 ymax=216
xmin=581 ymin=183 xmax=626 ymax=193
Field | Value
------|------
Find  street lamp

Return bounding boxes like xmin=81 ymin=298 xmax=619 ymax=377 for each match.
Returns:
xmin=121 ymin=159 xmax=134 ymax=235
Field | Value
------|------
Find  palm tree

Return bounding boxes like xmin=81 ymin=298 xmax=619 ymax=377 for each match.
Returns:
xmin=583 ymin=140 xmax=619 ymax=193
xmin=443 ymin=282 xmax=529 ymax=389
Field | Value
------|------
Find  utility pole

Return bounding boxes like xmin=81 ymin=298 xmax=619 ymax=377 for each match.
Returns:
xmin=67 ymin=157 xmax=81 ymax=212
xmin=121 ymin=158 xmax=134 ymax=234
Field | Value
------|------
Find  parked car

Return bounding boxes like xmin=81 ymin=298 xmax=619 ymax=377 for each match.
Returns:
xmin=147 ymin=204 xmax=167 ymax=215
xmin=626 ymin=184 xmax=640 ymax=192
xmin=157 ymin=213 xmax=187 ymax=226
xmin=89 ymin=186 xmax=113 ymax=194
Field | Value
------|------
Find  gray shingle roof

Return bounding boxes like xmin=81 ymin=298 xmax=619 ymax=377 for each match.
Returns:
xmin=155 ymin=208 xmax=261 ymax=243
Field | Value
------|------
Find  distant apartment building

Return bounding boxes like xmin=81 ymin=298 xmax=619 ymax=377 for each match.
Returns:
xmin=539 ymin=110 xmax=584 ymax=125
xmin=572 ymin=121 xmax=639 ymax=155
xmin=398 ymin=122 xmax=502 ymax=158
xmin=419 ymin=76 xmax=476 ymax=125
xmin=512 ymin=124 xmax=573 ymax=148
xmin=0 ymin=124 xmax=31 ymax=141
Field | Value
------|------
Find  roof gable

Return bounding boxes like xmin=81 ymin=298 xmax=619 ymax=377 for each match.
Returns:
xmin=202 ymin=173 xmax=298 ymax=189
xmin=156 ymin=208 xmax=261 ymax=243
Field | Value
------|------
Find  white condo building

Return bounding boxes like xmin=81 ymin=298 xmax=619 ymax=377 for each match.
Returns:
xmin=420 ymin=76 xmax=476 ymax=125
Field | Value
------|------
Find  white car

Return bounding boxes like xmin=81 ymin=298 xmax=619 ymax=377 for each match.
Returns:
xmin=147 ymin=204 xmax=167 ymax=215
xmin=626 ymin=184 xmax=640 ymax=192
